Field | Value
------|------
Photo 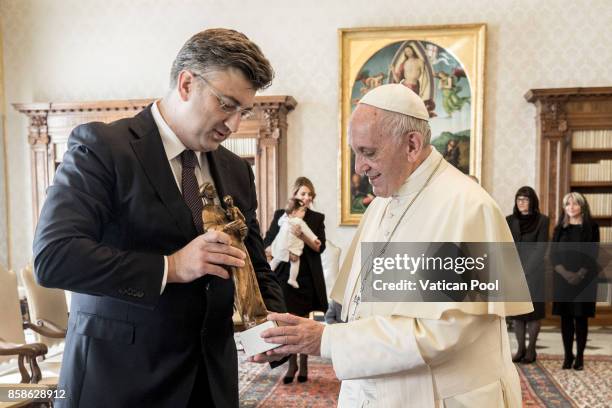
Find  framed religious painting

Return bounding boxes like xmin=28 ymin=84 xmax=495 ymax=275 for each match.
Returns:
xmin=339 ymin=24 xmax=486 ymax=225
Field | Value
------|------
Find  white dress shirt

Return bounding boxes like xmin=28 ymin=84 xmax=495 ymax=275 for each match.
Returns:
xmin=150 ymin=100 xmax=217 ymax=293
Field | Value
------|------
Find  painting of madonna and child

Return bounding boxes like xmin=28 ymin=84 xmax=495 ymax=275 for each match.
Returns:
xmin=348 ymin=37 xmax=480 ymax=216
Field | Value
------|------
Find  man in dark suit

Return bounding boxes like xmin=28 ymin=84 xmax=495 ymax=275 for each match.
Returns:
xmin=33 ymin=28 xmax=286 ymax=407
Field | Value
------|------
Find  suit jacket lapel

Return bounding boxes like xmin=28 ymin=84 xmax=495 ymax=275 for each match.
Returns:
xmin=207 ymin=149 xmax=229 ymax=208
xmin=129 ymin=106 xmax=196 ymax=239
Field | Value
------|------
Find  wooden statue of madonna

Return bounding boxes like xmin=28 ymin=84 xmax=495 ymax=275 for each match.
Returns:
xmin=199 ymin=182 xmax=268 ymax=331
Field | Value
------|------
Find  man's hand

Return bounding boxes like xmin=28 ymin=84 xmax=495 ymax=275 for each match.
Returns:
xmin=167 ymin=230 xmax=246 ymax=283
xmin=246 ymin=352 xmax=287 ymax=364
xmin=265 ymin=246 xmax=273 ymax=262
xmin=260 ymin=313 xmax=324 ymax=356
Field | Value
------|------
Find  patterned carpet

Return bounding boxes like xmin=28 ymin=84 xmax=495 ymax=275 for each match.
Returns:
xmin=239 ymin=354 xmax=611 ymax=407
xmin=518 ymin=354 xmax=612 ymax=408
xmin=239 ymin=355 xmax=340 ymax=407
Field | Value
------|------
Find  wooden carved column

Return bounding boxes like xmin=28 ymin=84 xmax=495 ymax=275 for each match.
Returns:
xmin=254 ymin=96 xmax=296 ymax=232
xmin=13 ymin=104 xmax=53 ymax=226
xmin=524 ymin=93 xmax=570 ymax=227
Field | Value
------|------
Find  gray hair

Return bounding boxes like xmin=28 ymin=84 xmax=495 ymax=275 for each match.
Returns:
xmin=379 ymin=110 xmax=431 ymax=146
xmin=169 ymin=28 xmax=274 ymax=90
xmin=561 ymin=191 xmax=591 ymax=227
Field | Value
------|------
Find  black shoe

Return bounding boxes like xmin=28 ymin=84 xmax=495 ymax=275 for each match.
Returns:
xmin=521 ymin=351 xmax=537 ymax=364
xmin=297 ymin=354 xmax=308 ymax=382
xmin=573 ymin=355 xmax=584 ymax=371
xmin=283 ymin=367 xmax=297 ymax=384
xmin=562 ymin=355 xmax=574 ymax=369
xmin=512 ymin=350 xmax=525 ymax=363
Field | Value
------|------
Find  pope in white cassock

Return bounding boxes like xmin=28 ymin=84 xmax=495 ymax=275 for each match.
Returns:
xmin=258 ymin=84 xmax=533 ymax=407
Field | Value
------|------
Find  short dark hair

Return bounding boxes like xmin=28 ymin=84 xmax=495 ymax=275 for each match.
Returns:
xmin=285 ymin=198 xmax=305 ymax=215
xmin=169 ymin=28 xmax=274 ymax=90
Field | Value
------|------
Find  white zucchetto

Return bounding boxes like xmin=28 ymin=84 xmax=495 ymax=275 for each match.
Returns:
xmin=359 ymin=84 xmax=430 ymax=121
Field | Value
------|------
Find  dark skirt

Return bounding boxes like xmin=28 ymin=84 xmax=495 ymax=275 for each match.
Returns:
xmin=552 ymin=302 xmax=596 ymax=317
xmin=511 ymin=302 xmax=545 ymax=321
xmin=274 ymin=260 xmax=326 ymax=316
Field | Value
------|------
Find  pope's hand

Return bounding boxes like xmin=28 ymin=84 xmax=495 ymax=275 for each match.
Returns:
xmin=260 ymin=313 xmax=324 ymax=356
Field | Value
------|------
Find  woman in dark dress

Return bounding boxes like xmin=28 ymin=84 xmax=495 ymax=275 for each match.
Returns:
xmin=506 ymin=186 xmax=549 ymax=364
xmin=264 ymin=177 xmax=328 ymax=383
xmin=551 ymin=192 xmax=600 ymax=370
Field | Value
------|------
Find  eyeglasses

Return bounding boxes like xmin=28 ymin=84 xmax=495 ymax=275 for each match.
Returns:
xmin=516 ymin=197 xmax=530 ymax=203
xmin=191 ymin=72 xmax=255 ymax=120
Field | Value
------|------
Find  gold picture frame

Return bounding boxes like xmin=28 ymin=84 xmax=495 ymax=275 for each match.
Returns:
xmin=339 ymin=24 xmax=486 ymax=225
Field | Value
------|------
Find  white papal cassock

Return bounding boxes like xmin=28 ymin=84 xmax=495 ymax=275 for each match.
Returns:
xmin=321 ymin=147 xmax=533 ymax=407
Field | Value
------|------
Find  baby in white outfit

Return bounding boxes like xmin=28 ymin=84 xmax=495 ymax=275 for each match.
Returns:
xmin=269 ymin=199 xmax=319 ymax=288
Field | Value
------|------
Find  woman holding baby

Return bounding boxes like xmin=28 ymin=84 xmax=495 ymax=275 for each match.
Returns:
xmin=264 ymin=176 xmax=328 ymax=384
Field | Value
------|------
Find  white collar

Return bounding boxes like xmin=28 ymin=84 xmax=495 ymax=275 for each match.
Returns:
xmin=151 ymin=100 xmax=202 ymax=167
xmin=392 ymin=146 xmax=442 ymax=198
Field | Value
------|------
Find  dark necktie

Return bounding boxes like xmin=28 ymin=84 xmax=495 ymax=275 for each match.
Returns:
xmin=181 ymin=150 xmax=204 ymax=234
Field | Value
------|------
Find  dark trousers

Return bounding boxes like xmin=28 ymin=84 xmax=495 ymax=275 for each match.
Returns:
xmin=187 ymin=356 xmax=214 ymax=408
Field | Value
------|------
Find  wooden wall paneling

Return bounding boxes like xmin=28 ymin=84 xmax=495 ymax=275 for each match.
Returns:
xmin=526 ymin=86 xmax=612 ymax=325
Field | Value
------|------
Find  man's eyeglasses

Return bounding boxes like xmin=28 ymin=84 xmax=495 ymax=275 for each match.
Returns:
xmin=191 ymin=72 xmax=255 ymax=120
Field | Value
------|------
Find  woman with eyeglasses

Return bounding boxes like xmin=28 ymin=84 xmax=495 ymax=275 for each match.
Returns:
xmin=506 ymin=186 xmax=549 ymax=364
xmin=551 ymin=192 xmax=600 ymax=370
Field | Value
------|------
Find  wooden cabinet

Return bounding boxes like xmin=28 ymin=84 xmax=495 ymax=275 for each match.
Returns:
xmin=526 ymin=87 xmax=612 ymax=325
xmin=13 ymin=96 xmax=296 ymax=233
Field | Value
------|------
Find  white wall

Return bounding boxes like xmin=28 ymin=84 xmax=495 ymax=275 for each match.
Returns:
xmin=1 ymin=0 xmax=611 ymax=270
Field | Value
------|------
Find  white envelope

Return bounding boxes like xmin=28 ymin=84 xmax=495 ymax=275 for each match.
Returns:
xmin=238 ymin=320 xmax=281 ymax=357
